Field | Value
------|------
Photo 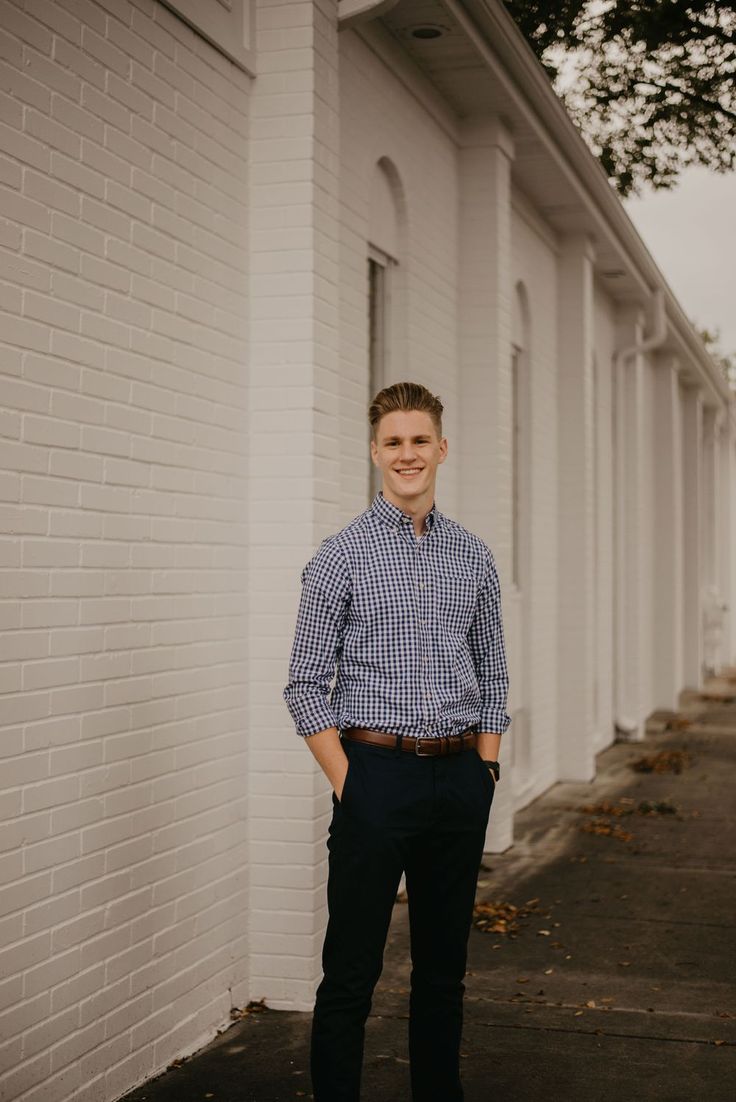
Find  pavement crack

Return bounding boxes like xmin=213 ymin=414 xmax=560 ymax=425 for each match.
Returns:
xmin=469 ymin=1018 xmax=733 ymax=1048
xmin=566 ymin=911 xmax=735 ymax=929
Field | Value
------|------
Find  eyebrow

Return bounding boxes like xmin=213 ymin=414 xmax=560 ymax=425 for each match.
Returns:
xmin=381 ymin=434 xmax=432 ymax=443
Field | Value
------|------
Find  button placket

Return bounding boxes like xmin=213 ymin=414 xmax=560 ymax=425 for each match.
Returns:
xmin=415 ymin=526 xmax=434 ymax=733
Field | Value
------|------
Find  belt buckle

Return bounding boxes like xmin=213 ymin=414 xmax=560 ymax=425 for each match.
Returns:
xmin=414 ymin=737 xmax=434 ymax=757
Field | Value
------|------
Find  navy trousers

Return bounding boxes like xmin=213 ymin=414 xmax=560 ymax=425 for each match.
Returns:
xmin=310 ymin=737 xmax=495 ymax=1102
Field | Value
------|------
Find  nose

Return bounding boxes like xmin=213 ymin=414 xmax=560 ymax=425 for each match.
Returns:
xmin=398 ymin=442 xmax=417 ymax=463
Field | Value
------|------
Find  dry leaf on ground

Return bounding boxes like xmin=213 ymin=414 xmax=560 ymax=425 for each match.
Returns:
xmin=630 ymin=749 xmax=691 ymax=774
xmin=579 ymin=817 xmax=635 ymax=842
xmin=472 ymin=898 xmax=543 ymax=937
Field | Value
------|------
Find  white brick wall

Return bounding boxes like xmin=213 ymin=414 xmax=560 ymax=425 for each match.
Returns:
xmin=0 ymin=1 xmax=250 ymax=1099
xmin=247 ymin=0 xmax=342 ymax=1012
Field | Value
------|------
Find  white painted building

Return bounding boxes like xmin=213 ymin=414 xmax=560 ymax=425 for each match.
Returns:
xmin=1 ymin=0 xmax=734 ymax=1098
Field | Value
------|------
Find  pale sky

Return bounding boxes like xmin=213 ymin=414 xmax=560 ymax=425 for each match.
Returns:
xmin=624 ymin=167 xmax=736 ymax=357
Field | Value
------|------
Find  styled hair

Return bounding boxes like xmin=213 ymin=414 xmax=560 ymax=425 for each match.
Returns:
xmin=368 ymin=381 xmax=444 ymax=440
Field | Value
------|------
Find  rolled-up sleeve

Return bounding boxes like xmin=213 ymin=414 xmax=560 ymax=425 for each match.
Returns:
xmin=467 ymin=547 xmax=511 ymax=734
xmin=283 ymin=540 xmax=351 ymax=737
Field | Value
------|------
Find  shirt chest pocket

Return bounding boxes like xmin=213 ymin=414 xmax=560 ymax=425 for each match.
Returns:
xmin=435 ymin=571 xmax=477 ymax=635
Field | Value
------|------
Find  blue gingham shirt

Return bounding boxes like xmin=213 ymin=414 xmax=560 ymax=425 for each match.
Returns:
xmin=283 ymin=492 xmax=511 ymax=739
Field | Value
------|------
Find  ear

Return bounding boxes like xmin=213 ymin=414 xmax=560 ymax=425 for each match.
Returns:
xmin=370 ymin=437 xmax=379 ymax=467
xmin=438 ymin=436 xmax=448 ymax=464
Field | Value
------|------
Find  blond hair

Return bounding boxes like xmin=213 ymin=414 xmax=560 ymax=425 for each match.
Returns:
xmin=368 ymin=381 xmax=443 ymax=440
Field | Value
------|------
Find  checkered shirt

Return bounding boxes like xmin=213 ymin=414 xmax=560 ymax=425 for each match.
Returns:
xmin=283 ymin=492 xmax=511 ymax=740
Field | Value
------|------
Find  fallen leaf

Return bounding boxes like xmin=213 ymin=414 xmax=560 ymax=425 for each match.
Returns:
xmin=586 ymin=1000 xmax=596 ymax=1008
xmin=637 ymin=799 xmax=678 ymax=816
xmin=230 ymin=998 xmax=268 ymax=1021
xmin=472 ymin=898 xmax=542 ymax=937
xmin=578 ymin=800 xmax=633 ymax=817
xmin=631 ymin=749 xmax=691 ymax=774
xmin=579 ymin=817 xmax=635 ymax=843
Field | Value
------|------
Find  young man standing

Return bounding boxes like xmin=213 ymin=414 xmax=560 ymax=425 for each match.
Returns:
xmin=284 ymin=381 xmax=511 ymax=1102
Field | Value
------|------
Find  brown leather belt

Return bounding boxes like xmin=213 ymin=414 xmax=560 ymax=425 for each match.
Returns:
xmin=341 ymin=727 xmax=477 ymax=756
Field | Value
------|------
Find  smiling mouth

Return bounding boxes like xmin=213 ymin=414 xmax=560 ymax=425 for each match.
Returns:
xmin=395 ymin=468 xmax=423 ymax=477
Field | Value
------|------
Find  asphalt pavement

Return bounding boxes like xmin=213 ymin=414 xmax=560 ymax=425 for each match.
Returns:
xmin=122 ymin=675 xmax=736 ymax=1102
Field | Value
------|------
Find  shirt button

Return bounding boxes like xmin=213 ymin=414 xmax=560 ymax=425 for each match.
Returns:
xmin=418 ymin=583 xmax=425 ymax=590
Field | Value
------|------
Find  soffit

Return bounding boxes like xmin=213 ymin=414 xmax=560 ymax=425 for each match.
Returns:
xmin=376 ymin=0 xmax=644 ymax=300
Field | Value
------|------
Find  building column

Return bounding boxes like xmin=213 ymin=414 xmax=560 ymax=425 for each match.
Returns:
xmin=722 ymin=418 xmax=736 ymax=667
xmin=457 ymin=117 xmax=514 ymax=851
xmin=652 ymin=354 xmax=684 ymax=707
xmin=715 ymin=414 xmax=733 ymax=672
xmin=613 ymin=306 xmax=648 ymax=738
xmin=248 ymin=0 xmax=341 ymax=1010
xmin=557 ymin=235 xmax=596 ymax=779
xmin=702 ymin=407 xmax=726 ymax=675
xmin=681 ymin=383 xmax=704 ymax=688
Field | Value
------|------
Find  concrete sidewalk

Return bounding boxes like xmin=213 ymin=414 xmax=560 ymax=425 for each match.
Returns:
xmin=122 ymin=680 xmax=736 ymax=1102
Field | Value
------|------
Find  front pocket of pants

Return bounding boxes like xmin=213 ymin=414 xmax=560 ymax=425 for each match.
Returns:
xmin=337 ymin=748 xmax=355 ymax=807
xmin=473 ymin=749 xmax=495 ymax=803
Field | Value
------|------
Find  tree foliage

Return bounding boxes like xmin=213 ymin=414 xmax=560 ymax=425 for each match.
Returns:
xmin=504 ymin=1 xmax=736 ymax=195
xmin=695 ymin=325 xmax=736 ymax=390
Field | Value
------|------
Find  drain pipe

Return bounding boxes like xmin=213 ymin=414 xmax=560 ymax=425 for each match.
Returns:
xmin=613 ymin=288 xmax=668 ymax=739
xmin=338 ymin=0 xmax=400 ymax=27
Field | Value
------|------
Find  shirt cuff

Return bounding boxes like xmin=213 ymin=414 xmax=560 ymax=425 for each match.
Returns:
xmin=287 ymin=702 xmax=340 ymax=739
xmin=478 ymin=708 xmax=512 ymax=735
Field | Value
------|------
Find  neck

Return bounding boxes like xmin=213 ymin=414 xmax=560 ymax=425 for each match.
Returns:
xmin=382 ymin=486 xmax=435 ymax=536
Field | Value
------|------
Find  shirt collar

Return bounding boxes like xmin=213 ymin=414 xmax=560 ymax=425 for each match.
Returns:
xmin=370 ymin=491 xmax=440 ymax=534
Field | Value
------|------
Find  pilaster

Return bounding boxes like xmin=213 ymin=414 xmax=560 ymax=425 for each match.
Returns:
xmin=557 ymin=234 xmax=596 ymax=779
xmin=702 ymin=407 xmax=725 ymax=675
xmin=725 ymin=418 xmax=736 ymax=666
xmin=613 ymin=306 xmax=648 ymax=738
xmin=652 ymin=354 xmax=684 ymax=707
xmin=681 ymin=383 xmax=704 ymax=687
xmin=247 ymin=0 xmax=341 ymax=1010
xmin=457 ymin=116 xmax=514 ymax=850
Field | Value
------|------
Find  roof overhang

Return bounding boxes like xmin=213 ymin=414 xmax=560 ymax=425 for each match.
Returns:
xmin=350 ymin=0 xmax=733 ymax=409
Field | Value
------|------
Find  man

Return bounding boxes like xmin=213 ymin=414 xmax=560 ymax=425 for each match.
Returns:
xmin=284 ymin=381 xmax=511 ymax=1102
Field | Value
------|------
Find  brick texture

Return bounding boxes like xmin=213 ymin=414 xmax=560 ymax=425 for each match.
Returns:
xmin=247 ymin=0 xmax=342 ymax=1013
xmin=0 ymin=1 xmax=250 ymax=1099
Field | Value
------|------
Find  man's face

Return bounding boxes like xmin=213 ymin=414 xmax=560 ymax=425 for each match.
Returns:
xmin=370 ymin=409 xmax=447 ymax=508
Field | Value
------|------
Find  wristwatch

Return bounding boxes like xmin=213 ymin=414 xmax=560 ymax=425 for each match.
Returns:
xmin=482 ymin=760 xmax=500 ymax=783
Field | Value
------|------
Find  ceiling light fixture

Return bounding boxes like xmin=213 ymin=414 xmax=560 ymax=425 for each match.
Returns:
xmin=410 ymin=24 xmax=445 ymax=39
